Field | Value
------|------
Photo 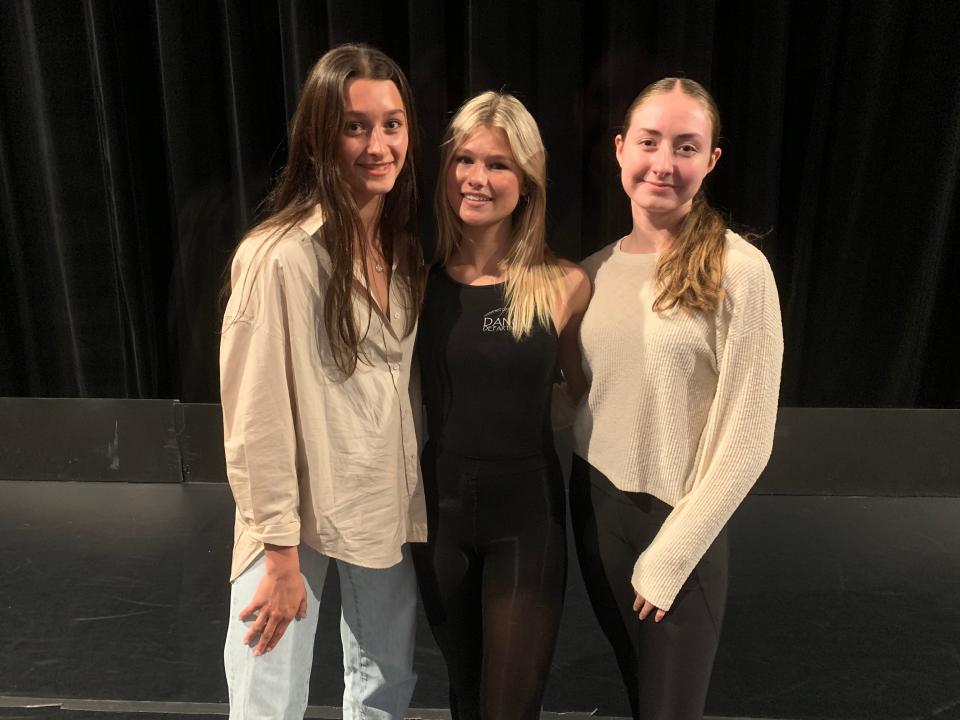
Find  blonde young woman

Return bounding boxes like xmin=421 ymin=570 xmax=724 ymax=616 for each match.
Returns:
xmin=571 ymin=78 xmax=784 ymax=719
xmin=412 ymin=92 xmax=590 ymax=720
xmin=219 ymin=45 xmax=426 ymax=719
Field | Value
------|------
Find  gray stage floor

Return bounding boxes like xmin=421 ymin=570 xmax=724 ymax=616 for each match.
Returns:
xmin=3 ymin=479 xmax=959 ymax=720
xmin=0 ymin=697 xmax=788 ymax=720
xmin=3 ymin=411 xmax=960 ymax=720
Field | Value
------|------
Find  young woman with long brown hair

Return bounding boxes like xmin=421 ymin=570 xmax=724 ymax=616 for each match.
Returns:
xmin=412 ymin=91 xmax=590 ymax=720
xmin=571 ymin=78 xmax=784 ymax=719
xmin=219 ymin=44 xmax=426 ymax=719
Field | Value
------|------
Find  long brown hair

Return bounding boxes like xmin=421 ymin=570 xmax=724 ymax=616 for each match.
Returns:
xmin=623 ymin=77 xmax=727 ymax=314
xmin=434 ymin=91 xmax=563 ymax=338
xmin=230 ymin=43 xmax=424 ymax=376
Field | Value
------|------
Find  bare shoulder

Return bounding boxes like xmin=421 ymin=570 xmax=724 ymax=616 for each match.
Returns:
xmin=552 ymin=258 xmax=591 ymax=327
xmin=558 ymin=259 xmax=591 ymax=308
xmin=558 ymin=258 xmax=591 ymax=290
xmin=558 ymin=257 xmax=587 ymax=276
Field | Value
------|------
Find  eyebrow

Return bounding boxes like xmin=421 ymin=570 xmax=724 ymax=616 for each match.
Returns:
xmin=457 ymin=150 xmax=514 ymax=163
xmin=343 ymin=108 xmax=406 ymax=118
xmin=635 ymin=128 xmax=705 ymax=142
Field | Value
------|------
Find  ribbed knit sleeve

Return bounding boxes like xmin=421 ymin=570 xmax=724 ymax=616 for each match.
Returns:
xmin=630 ymin=246 xmax=783 ymax=611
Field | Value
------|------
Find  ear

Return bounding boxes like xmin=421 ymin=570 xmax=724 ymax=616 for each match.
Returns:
xmin=614 ymin=134 xmax=625 ymax=168
xmin=705 ymin=146 xmax=722 ymax=175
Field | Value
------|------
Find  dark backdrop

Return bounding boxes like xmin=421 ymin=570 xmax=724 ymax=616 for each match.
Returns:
xmin=2 ymin=0 xmax=959 ymax=406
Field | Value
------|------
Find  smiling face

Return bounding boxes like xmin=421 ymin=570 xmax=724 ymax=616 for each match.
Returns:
xmin=445 ymin=125 xmax=524 ymax=232
xmin=615 ymin=85 xmax=721 ymax=223
xmin=337 ymin=78 xmax=408 ymax=207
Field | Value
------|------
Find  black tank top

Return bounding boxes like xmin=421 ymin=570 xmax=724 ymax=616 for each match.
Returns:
xmin=417 ymin=265 xmax=558 ymax=458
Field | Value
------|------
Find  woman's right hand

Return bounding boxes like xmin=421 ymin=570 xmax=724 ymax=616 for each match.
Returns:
xmin=239 ymin=544 xmax=308 ymax=655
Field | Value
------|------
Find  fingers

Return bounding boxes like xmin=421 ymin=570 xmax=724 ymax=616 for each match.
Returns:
xmin=634 ymin=594 xmax=668 ymax=623
xmin=238 ymin=599 xmax=259 ymax=622
xmin=237 ymin=574 xmax=307 ymax=655
xmin=253 ymin=614 xmax=281 ymax=656
xmin=241 ymin=604 xmax=304 ymax=654
xmin=242 ymin=609 xmax=266 ymax=647
xmin=264 ymin=619 xmax=291 ymax=654
xmin=241 ymin=608 xmax=296 ymax=654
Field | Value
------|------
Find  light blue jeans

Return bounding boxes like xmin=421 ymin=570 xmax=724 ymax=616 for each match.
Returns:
xmin=224 ymin=544 xmax=418 ymax=719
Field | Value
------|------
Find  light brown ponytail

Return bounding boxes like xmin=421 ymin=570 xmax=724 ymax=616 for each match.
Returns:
xmin=652 ymin=191 xmax=727 ymax=314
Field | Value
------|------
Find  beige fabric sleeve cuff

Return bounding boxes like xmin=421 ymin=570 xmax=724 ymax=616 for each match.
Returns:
xmin=249 ymin=521 xmax=301 ymax=548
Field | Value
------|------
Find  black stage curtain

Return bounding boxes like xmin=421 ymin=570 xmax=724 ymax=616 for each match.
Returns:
xmin=2 ymin=0 xmax=958 ymax=406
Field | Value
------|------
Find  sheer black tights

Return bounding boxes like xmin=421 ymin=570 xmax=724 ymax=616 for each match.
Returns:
xmin=412 ymin=447 xmax=567 ymax=720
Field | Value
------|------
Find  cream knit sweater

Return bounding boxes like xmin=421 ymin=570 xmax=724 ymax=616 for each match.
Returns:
xmin=573 ymin=231 xmax=783 ymax=611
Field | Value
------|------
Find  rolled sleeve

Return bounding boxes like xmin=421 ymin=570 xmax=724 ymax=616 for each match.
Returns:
xmin=220 ymin=248 xmax=301 ymax=550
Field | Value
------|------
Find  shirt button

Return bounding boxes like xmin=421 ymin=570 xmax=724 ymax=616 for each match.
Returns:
xmin=393 ymin=311 xmax=400 ymax=320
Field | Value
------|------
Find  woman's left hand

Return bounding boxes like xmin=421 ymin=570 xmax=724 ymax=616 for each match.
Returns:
xmin=633 ymin=592 xmax=666 ymax=622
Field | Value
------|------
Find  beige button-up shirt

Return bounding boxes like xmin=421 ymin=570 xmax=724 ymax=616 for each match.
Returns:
xmin=219 ymin=216 xmax=426 ymax=581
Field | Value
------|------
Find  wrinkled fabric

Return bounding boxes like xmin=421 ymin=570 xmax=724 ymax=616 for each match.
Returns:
xmin=220 ymin=218 xmax=426 ymax=580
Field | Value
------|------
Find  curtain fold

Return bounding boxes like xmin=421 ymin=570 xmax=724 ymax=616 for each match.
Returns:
xmin=1 ymin=0 xmax=958 ymax=406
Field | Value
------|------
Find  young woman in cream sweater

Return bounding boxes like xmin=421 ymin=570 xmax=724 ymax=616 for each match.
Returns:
xmin=571 ymin=78 xmax=783 ymax=720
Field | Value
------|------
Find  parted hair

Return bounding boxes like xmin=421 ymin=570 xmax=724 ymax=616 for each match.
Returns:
xmin=434 ymin=91 xmax=563 ymax=338
xmin=229 ymin=43 xmax=424 ymax=376
xmin=624 ymin=77 xmax=727 ymax=315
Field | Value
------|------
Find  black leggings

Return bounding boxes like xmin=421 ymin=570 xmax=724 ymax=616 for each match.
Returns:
xmin=570 ymin=455 xmax=728 ymax=720
xmin=412 ymin=443 xmax=567 ymax=720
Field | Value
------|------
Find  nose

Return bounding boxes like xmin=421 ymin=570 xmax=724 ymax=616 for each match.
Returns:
xmin=651 ymin=143 xmax=673 ymax=176
xmin=466 ymin=162 xmax=487 ymax=187
xmin=366 ymin=126 xmax=386 ymax=156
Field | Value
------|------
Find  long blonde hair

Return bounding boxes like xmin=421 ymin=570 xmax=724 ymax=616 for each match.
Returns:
xmin=623 ymin=78 xmax=728 ymax=314
xmin=228 ymin=43 xmax=424 ymax=376
xmin=435 ymin=91 xmax=563 ymax=338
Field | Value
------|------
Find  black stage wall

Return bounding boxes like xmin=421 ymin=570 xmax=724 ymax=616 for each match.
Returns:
xmin=1 ymin=398 xmax=959 ymax=719
xmin=3 ymin=2 xmax=960 ymax=716
xmin=2 ymin=1 xmax=960 ymax=407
